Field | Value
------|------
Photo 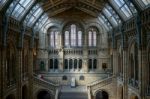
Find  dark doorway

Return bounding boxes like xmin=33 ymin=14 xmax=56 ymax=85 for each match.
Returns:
xmin=37 ymin=91 xmax=51 ymax=99
xmin=22 ymin=85 xmax=28 ymax=99
xmin=96 ymin=91 xmax=108 ymax=99
xmin=6 ymin=94 xmax=15 ymax=99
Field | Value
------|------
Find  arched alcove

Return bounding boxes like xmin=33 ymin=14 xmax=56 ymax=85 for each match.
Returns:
xmin=130 ymin=95 xmax=139 ymax=99
xmin=37 ymin=90 xmax=51 ymax=99
xmin=95 ymin=91 xmax=109 ymax=99
xmin=22 ymin=85 xmax=28 ymax=99
xmin=6 ymin=94 xmax=15 ymax=99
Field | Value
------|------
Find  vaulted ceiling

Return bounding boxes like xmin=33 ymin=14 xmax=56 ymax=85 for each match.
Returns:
xmin=0 ymin=0 xmax=149 ymax=33
xmin=42 ymin=0 xmax=107 ymax=17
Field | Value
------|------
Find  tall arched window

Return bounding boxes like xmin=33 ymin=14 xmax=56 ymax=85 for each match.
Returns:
xmin=79 ymin=59 xmax=82 ymax=69
xmin=88 ymin=59 xmax=92 ymax=69
xmin=69 ymin=59 xmax=73 ymax=69
xmin=74 ymin=59 xmax=77 ymax=69
xmin=88 ymin=27 xmax=97 ymax=47
xmin=49 ymin=28 xmax=59 ymax=48
xmin=64 ymin=59 xmax=68 ymax=69
xmin=64 ymin=24 xmax=83 ymax=47
xmin=93 ymin=59 xmax=97 ymax=69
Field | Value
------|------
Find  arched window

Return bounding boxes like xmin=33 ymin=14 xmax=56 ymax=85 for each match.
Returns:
xmin=93 ymin=59 xmax=97 ymax=69
xmin=64 ymin=24 xmax=82 ymax=47
xmin=54 ymin=59 xmax=58 ymax=69
xmin=69 ymin=59 xmax=73 ymax=69
xmin=88 ymin=59 xmax=92 ymax=69
xmin=64 ymin=59 xmax=68 ymax=69
xmin=49 ymin=59 xmax=58 ymax=70
xmin=74 ymin=59 xmax=77 ymax=69
xmin=49 ymin=29 xmax=59 ymax=48
xmin=79 ymin=59 xmax=82 ymax=69
xmin=88 ymin=27 xmax=97 ymax=47
xmin=49 ymin=59 xmax=53 ymax=69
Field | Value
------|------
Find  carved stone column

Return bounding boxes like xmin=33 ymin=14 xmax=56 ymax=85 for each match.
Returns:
xmin=112 ymin=49 xmax=117 ymax=75
xmin=1 ymin=47 xmax=7 ymax=99
xmin=139 ymin=48 xmax=147 ymax=99
xmin=59 ymin=49 xmax=64 ymax=72
xmin=83 ymin=31 xmax=88 ymax=72
xmin=16 ymin=48 xmax=22 ymax=99
xmin=28 ymin=49 xmax=34 ymax=99
xmin=122 ymin=49 xmax=128 ymax=99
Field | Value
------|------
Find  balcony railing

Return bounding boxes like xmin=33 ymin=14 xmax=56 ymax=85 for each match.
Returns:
xmin=128 ymin=78 xmax=139 ymax=89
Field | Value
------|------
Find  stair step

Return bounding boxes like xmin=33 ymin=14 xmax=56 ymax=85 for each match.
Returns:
xmin=59 ymin=92 xmax=88 ymax=99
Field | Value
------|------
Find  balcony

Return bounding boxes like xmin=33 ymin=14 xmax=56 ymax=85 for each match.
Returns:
xmin=128 ymin=78 xmax=139 ymax=89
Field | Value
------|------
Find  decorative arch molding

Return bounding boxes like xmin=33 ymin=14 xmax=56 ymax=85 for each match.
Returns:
xmin=85 ymin=22 xmax=106 ymax=34
xmin=128 ymin=37 xmax=136 ymax=52
xmin=47 ymin=23 xmax=62 ymax=33
xmin=61 ymin=20 xmax=86 ymax=33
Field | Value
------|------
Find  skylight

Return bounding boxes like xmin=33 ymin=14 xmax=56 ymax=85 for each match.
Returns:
xmin=103 ymin=4 xmax=122 ymax=27
xmin=34 ymin=14 xmax=49 ymax=32
xmin=136 ymin=0 xmax=150 ymax=8
xmin=114 ymin=0 xmax=132 ymax=18
xmin=11 ymin=0 xmax=34 ymax=20
xmin=0 ymin=0 xmax=7 ymax=10
xmin=98 ymin=14 xmax=113 ymax=31
xmin=24 ymin=4 xmax=43 ymax=27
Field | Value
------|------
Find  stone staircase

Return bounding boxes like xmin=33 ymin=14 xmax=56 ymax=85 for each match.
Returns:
xmin=58 ymin=86 xmax=88 ymax=99
xmin=59 ymin=92 xmax=88 ymax=99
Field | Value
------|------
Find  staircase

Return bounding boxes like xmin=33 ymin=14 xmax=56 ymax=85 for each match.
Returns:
xmin=59 ymin=92 xmax=88 ymax=99
xmin=58 ymin=86 xmax=88 ymax=99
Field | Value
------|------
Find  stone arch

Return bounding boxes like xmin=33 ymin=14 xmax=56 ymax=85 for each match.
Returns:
xmin=128 ymin=38 xmax=139 ymax=86
xmin=130 ymin=95 xmax=139 ymax=99
xmin=85 ymin=22 xmax=105 ymax=34
xmin=61 ymin=20 xmax=86 ymax=33
xmin=36 ymin=89 xmax=53 ymax=99
xmin=95 ymin=90 xmax=109 ymax=99
xmin=6 ymin=39 xmax=17 ymax=86
xmin=22 ymin=85 xmax=28 ymax=99
xmin=6 ymin=94 xmax=15 ymax=99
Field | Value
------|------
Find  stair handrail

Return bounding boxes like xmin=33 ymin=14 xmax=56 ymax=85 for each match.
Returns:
xmin=87 ymin=76 xmax=114 ymax=91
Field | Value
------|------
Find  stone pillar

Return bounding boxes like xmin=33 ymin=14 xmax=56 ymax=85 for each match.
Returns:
xmin=112 ymin=49 xmax=117 ymax=75
xmin=139 ymin=49 xmax=147 ymax=99
xmin=58 ymin=32 xmax=64 ymax=72
xmin=16 ymin=49 xmax=22 ymax=99
xmin=59 ymin=49 xmax=64 ymax=72
xmin=45 ymin=59 xmax=49 ymax=71
xmin=83 ymin=31 xmax=88 ymax=72
xmin=122 ymin=49 xmax=128 ymax=99
xmin=1 ymin=47 xmax=7 ymax=99
xmin=28 ymin=49 xmax=34 ymax=99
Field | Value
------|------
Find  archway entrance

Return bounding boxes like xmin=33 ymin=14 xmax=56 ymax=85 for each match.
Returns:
xmin=6 ymin=94 xmax=15 ymax=99
xmin=118 ymin=86 xmax=123 ymax=99
xmin=37 ymin=90 xmax=51 ymax=99
xmin=95 ymin=91 xmax=108 ymax=99
xmin=130 ymin=95 xmax=138 ymax=99
xmin=22 ymin=85 xmax=28 ymax=99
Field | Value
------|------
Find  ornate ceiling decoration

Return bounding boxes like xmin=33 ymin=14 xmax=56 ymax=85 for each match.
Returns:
xmin=42 ymin=0 xmax=107 ymax=17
